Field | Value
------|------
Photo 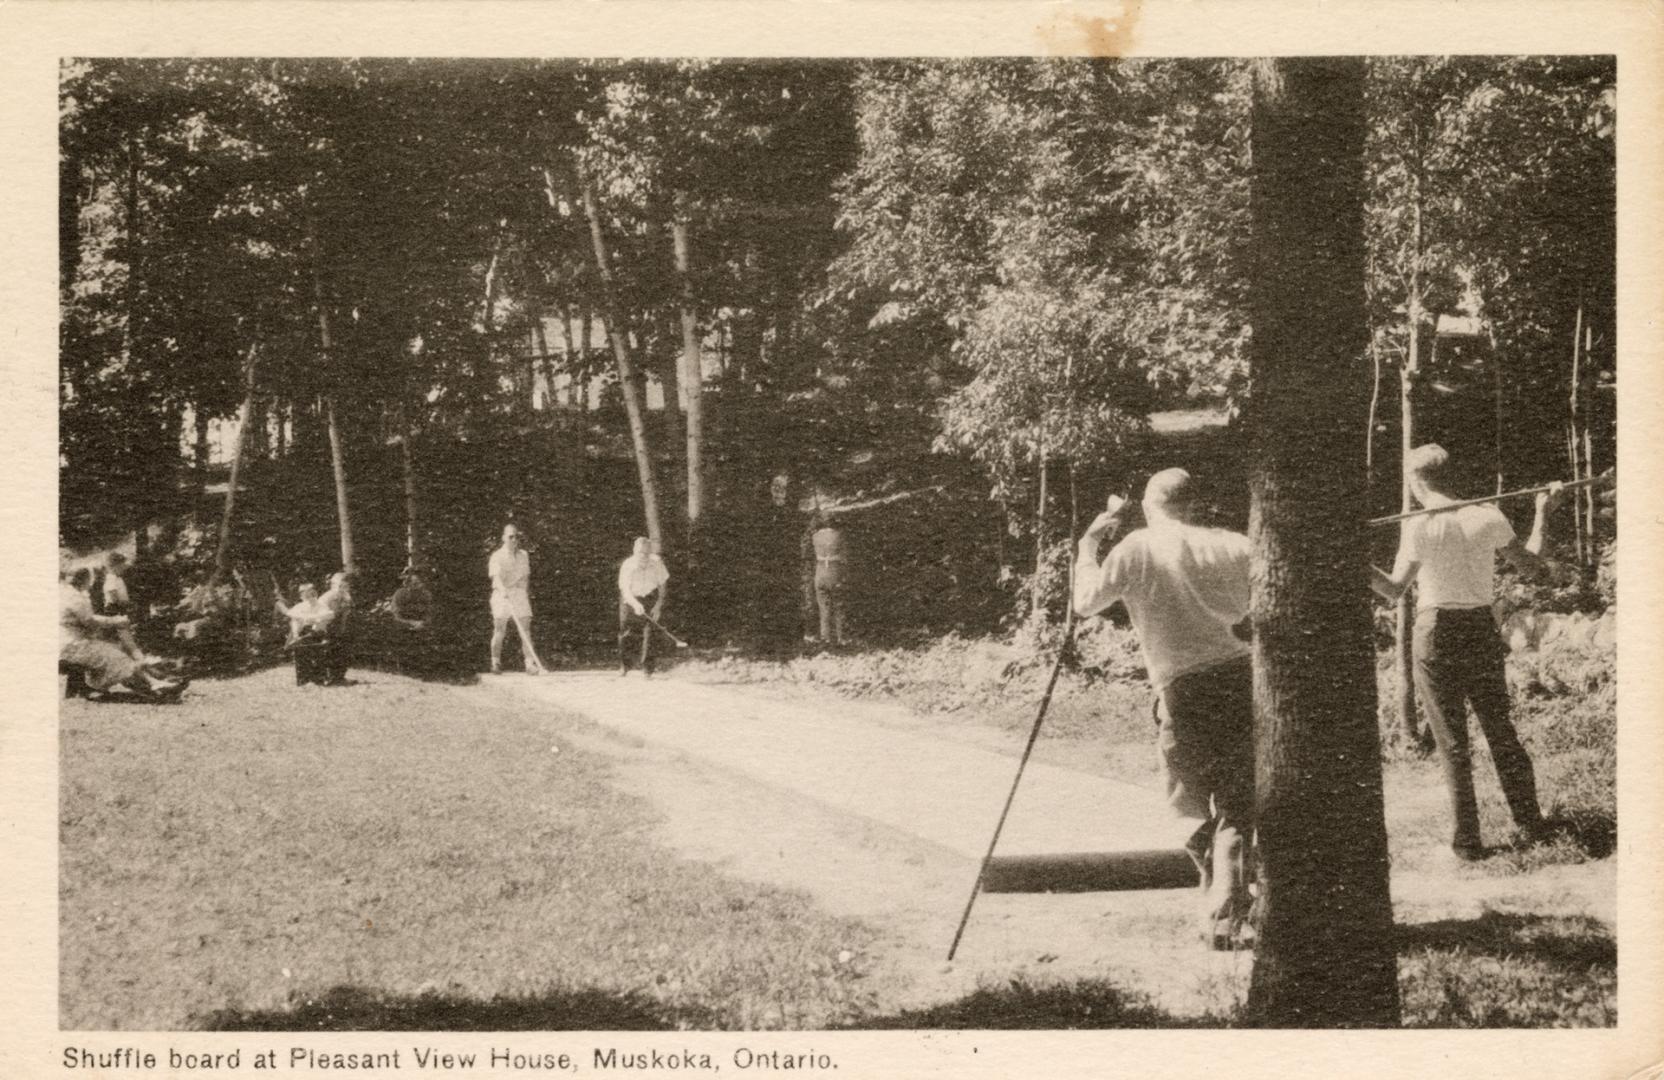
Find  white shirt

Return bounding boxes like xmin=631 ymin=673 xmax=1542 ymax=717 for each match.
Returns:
xmin=1400 ymin=504 xmax=1514 ymax=611
xmin=489 ymin=547 xmax=531 ymax=593
xmin=1073 ymin=521 xmax=1251 ymax=692
xmin=101 ymin=571 xmax=130 ymax=610
xmin=618 ymin=553 xmax=669 ymax=600
xmin=281 ymin=596 xmax=334 ymax=635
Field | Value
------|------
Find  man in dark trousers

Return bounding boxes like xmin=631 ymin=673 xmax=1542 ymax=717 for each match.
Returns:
xmin=1371 ymin=444 xmax=1569 ymax=860
xmin=1073 ymin=468 xmax=1255 ymax=950
xmin=617 ymin=536 xmax=669 ymax=676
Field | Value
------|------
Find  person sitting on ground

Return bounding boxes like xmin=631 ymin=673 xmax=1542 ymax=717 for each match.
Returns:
xmin=1073 ymin=468 xmax=1256 ymax=951
xmin=1371 ymin=444 xmax=1571 ymax=861
xmin=93 ymin=552 xmax=156 ymax=663
xmin=60 ymin=568 xmax=187 ymax=700
xmin=320 ymin=571 xmax=356 ymax=684
xmin=617 ymin=536 xmax=669 ymax=677
xmin=391 ymin=565 xmax=433 ymax=632
xmin=274 ymin=581 xmax=334 ymax=644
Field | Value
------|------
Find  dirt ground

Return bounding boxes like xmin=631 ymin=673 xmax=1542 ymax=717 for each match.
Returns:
xmin=480 ymin=669 xmax=1614 ymax=1023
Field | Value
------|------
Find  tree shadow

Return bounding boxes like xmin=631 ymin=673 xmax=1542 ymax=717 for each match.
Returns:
xmin=844 ymin=978 xmax=1209 ymax=1030
xmin=1397 ymin=910 xmax=1615 ymax=973
xmin=195 ymin=984 xmax=715 ymax=1032
xmin=1546 ymin=811 xmax=1616 ymax=860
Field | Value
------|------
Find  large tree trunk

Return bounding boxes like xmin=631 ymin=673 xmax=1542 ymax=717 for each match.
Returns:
xmin=672 ymin=213 xmax=707 ymax=529
xmin=305 ymin=201 xmax=356 ymax=575
xmin=1245 ymin=57 xmax=1399 ymax=1028
xmin=208 ymin=344 xmax=260 ymax=588
xmin=580 ymin=179 xmax=664 ymax=550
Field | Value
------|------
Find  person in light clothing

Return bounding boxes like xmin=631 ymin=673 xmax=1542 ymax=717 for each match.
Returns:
xmin=1073 ymin=468 xmax=1254 ymax=950
xmin=488 ymin=525 xmax=546 ymax=675
xmin=61 ymin=568 xmax=187 ymax=699
xmin=1371 ymin=444 xmax=1568 ymax=859
xmin=617 ymin=536 xmax=669 ymax=676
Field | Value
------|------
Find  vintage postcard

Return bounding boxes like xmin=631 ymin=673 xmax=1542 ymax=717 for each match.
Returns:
xmin=3 ymin=2 xmax=1661 ymax=1078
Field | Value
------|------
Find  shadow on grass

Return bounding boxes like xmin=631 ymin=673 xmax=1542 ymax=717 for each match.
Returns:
xmin=1398 ymin=910 xmax=1615 ymax=972
xmin=846 ymin=979 xmax=1208 ymax=1030
xmin=195 ymin=985 xmax=716 ymax=1032
xmin=1548 ymin=811 xmax=1617 ymax=861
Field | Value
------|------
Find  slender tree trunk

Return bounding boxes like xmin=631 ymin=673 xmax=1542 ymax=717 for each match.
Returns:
xmin=480 ymin=221 xmax=505 ymax=331
xmin=1491 ymin=326 xmax=1505 ymax=495
xmin=209 ymin=344 xmax=260 ymax=588
xmin=1365 ymin=337 xmax=1381 ymax=488
xmin=399 ymin=420 xmax=420 ymax=567
xmin=1568 ymin=301 xmax=1585 ymax=565
xmin=579 ymin=307 xmax=594 ymax=413
xmin=1394 ymin=130 xmax=1426 ymax=749
xmin=658 ymin=308 xmax=686 ymax=510
xmin=193 ymin=409 xmax=211 ymax=482
xmin=1581 ymin=322 xmax=1596 ymax=551
xmin=557 ymin=303 xmax=577 ymax=407
xmin=580 ymin=179 xmax=664 ymax=550
xmin=672 ymin=212 xmax=709 ymax=530
xmin=1031 ymin=446 xmax=1048 ymax=619
xmin=305 ymin=200 xmax=356 ymax=575
xmin=1245 ymin=57 xmax=1399 ymax=1028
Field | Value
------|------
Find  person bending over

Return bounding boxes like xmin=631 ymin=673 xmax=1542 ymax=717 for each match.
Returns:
xmin=1371 ymin=444 xmax=1570 ymax=860
xmin=617 ymin=536 xmax=669 ymax=676
xmin=1073 ymin=469 xmax=1255 ymax=950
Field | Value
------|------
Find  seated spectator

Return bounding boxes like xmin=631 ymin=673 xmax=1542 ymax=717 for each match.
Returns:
xmin=384 ymin=565 xmax=444 ymax=676
xmin=99 ymin=552 xmax=153 ymax=663
xmin=60 ymin=568 xmax=187 ymax=700
xmin=391 ymin=566 xmax=433 ymax=631
xmin=274 ymin=581 xmax=334 ymax=643
xmin=320 ymin=571 xmax=356 ymax=684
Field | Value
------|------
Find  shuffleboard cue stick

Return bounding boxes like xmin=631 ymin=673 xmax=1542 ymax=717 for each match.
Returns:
xmin=945 ymin=618 xmax=1076 ymax=962
xmin=1368 ymin=473 xmax=1610 ymax=527
xmin=641 ymin=612 xmax=689 ymax=648
xmin=946 ymin=492 xmax=1123 ymax=961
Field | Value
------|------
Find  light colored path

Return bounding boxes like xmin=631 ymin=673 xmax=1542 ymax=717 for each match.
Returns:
xmin=491 ymin=670 xmax=1194 ymax=862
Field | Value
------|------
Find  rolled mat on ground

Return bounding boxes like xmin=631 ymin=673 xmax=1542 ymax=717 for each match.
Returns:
xmin=980 ymin=849 xmax=1199 ymax=893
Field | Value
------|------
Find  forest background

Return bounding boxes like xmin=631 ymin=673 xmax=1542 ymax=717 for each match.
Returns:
xmin=58 ymin=56 xmax=1616 ymax=669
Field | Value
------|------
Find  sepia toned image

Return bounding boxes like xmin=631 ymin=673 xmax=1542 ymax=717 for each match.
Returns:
xmin=52 ymin=52 xmax=1622 ymax=1039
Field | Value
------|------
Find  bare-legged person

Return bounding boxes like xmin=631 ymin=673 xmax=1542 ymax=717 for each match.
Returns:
xmin=488 ymin=524 xmax=546 ymax=674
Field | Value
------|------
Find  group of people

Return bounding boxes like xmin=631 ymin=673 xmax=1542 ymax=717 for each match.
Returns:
xmin=59 ymin=562 xmax=189 ymax=701
xmin=485 ymin=525 xmax=675 ymax=677
xmin=273 ymin=570 xmax=357 ymax=685
xmin=1072 ymin=446 xmax=1569 ymax=950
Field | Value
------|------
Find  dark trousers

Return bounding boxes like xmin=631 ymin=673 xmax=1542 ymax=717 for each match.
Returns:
xmin=1413 ymin=606 xmax=1542 ymax=849
xmin=814 ymin=582 xmax=846 ymax=644
xmin=618 ymin=590 xmax=660 ymax=673
xmin=1156 ymin=656 xmax=1255 ymax=927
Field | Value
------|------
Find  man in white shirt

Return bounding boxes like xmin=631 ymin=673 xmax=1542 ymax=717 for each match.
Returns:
xmin=488 ymin=525 xmax=545 ymax=675
xmin=1073 ymin=468 xmax=1255 ymax=950
xmin=617 ymin=536 xmax=669 ymax=676
xmin=1371 ymin=444 xmax=1568 ymax=860
xmin=274 ymin=581 xmax=333 ymax=643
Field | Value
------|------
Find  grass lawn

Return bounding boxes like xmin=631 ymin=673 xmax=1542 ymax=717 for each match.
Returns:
xmin=60 ymin=669 xmax=889 ymax=1031
xmin=61 ymin=619 xmax=1616 ymax=1030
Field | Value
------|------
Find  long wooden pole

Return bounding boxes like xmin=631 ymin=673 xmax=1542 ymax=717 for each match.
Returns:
xmin=1368 ymin=475 xmax=1607 ymax=526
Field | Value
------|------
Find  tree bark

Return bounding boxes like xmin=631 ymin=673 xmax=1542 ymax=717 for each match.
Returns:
xmin=1245 ymin=57 xmax=1399 ymax=1029
xmin=399 ymin=420 xmax=420 ymax=567
xmin=305 ymin=200 xmax=356 ymax=575
xmin=580 ymin=179 xmax=664 ymax=550
xmin=558 ymin=303 xmax=577 ymax=407
xmin=1568 ymin=302 xmax=1585 ymax=565
xmin=1031 ymin=445 xmax=1048 ymax=619
xmin=579 ymin=306 xmax=594 ymax=412
xmin=673 ymin=214 xmax=708 ymax=528
xmin=1394 ymin=120 xmax=1426 ymax=748
xmin=208 ymin=344 xmax=260 ymax=589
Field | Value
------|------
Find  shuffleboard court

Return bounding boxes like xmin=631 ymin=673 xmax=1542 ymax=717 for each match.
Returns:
xmin=491 ymin=671 xmax=1199 ymax=877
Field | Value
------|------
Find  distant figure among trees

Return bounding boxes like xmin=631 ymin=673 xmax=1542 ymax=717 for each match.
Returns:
xmin=1371 ymin=444 xmax=1569 ymax=859
xmin=809 ymin=512 xmax=851 ymax=647
xmin=1072 ymin=469 xmax=1256 ymax=950
xmin=488 ymin=524 xmax=546 ymax=676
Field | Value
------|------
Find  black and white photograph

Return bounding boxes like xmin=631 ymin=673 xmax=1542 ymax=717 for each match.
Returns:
xmin=6 ymin=2 xmax=1663 ymax=1077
